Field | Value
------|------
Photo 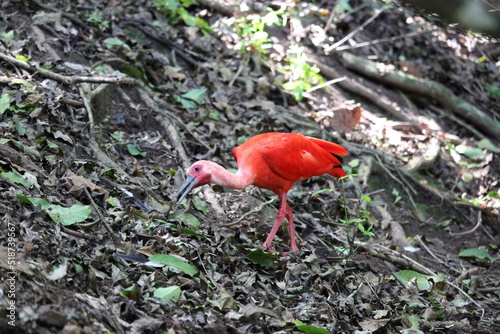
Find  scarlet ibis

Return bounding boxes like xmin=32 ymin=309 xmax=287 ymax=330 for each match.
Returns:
xmin=177 ymin=132 xmax=348 ymax=252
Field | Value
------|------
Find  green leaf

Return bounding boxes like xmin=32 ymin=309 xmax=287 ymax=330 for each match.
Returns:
xmin=292 ymin=320 xmax=330 ymax=334
xmin=1 ymin=30 xmax=14 ymax=41
xmin=1 ymin=170 xmax=31 ymax=188
xmin=451 ymin=297 xmax=470 ymax=307
xmin=103 ymin=37 xmax=131 ymax=51
xmin=16 ymin=195 xmax=50 ymax=208
xmin=239 ymin=246 xmax=278 ymax=268
xmin=339 ymin=217 xmax=366 ymax=225
xmin=361 ymin=195 xmax=371 ymax=203
xmin=192 ymin=196 xmax=210 ymax=215
xmin=455 ymin=145 xmax=483 ymax=159
xmin=45 ymin=204 xmax=92 ymax=226
xmin=176 ymin=88 xmax=206 ymax=109
xmin=283 ymin=81 xmax=300 ymax=90
xmin=195 ymin=17 xmax=212 ymax=34
xmin=13 ymin=114 xmax=27 ymax=135
xmin=110 ymin=131 xmax=125 ymax=143
xmin=0 ymin=94 xmax=10 ymax=114
xmin=458 ymin=248 xmax=498 ymax=263
xmin=122 ymin=285 xmax=140 ymax=300
xmin=393 ymin=270 xmax=433 ymax=291
xmin=348 ymin=159 xmax=359 ymax=168
xmin=208 ymin=110 xmax=220 ymax=120
xmin=180 ymin=8 xmax=197 ymax=27
xmin=149 ymin=254 xmax=198 ymax=276
xmin=16 ymin=195 xmax=91 ymax=225
xmin=477 ymin=139 xmax=500 ymax=153
xmin=311 ymin=188 xmax=334 ymax=197
xmin=373 ymin=309 xmax=390 ymax=319
xmin=171 ymin=211 xmax=201 ymax=229
xmin=486 ymin=85 xmax=500 ymax=100
xmin=11 ymin=78 xmax=34 ymax=87
xmin=183 ymin=88 xmax=206 ymax=102
xmin=405 ymin=314 xmax=421 ymax=329
xmin=15 ymin=54 xmax=29 ymax=62
xmin=334 ymin=0 xmax=353 ymax=13
xmin=153 ymin=286 xmax=181 ymax=304
xmin=357 ymin=223 xmax=374 ymax=237
xmin=392 ymin=188 xmax=402 ymax=204
xmin=126 ymin=144 xmax=146 ymax=157
xmin=176 ymin=96 xmax=196 ymax=109
xmin=46 ymin=139 xmax=60 ymax=149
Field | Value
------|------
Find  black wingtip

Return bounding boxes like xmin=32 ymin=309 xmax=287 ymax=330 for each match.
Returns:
xmin=331 ymin=153 xmax=344 ymax=164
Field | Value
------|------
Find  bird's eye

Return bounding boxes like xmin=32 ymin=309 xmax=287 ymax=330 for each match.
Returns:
xmin=194 ymin=166 xmax=200 ymax=172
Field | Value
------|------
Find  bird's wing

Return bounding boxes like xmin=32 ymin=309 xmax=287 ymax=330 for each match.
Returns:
xmin=259 ymin=133 xmax=346 ymax=181
xmin=305 ymin=136 xmax=348 ymax=158
xmin=232 ymin=132 xmax=278 ymax=164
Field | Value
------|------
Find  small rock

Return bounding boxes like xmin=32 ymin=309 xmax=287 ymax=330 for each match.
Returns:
xmin=37 ymin=306 xmax=66 ymax=329
xmin=204 ymin=323 xmax=228 ymax=334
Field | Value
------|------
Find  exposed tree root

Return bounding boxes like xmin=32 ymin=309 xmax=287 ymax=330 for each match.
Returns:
xmin=340 ymin=52 xmax=500 ymax=139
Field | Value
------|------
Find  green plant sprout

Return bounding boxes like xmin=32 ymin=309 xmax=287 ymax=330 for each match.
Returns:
xmin=344 ymin=182 xmax=375 ymax=244
xmin=317 ymin=175 xmax=375 ymax=256
xmin=234 ymin=7 xmax=285 ymax=54
xmin=86 ymin=11 xmax=110 ymax=32
xmin=392 ymin=187 xmax=402 ymax=204
xmin=281 ymin=44 xmax=325 ymax=101
xmin=153 ymin=0 xmax=211 ymax=34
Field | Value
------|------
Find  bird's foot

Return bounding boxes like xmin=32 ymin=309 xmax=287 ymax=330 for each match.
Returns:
xmin=261 ymin=244 xmax=299 ymax=255
xmin=289 ymin=243 xmax=300 ymax=253
xmin=261 ymin=244 xmax=276 ymax=254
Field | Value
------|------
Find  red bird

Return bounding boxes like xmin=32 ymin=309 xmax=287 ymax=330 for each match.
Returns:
xmin=176 ymin=132 xmax=348 ymax=252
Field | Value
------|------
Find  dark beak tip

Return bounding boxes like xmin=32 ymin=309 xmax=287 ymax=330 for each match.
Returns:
xmin=175 ymin=175 xmax=198 ymax=207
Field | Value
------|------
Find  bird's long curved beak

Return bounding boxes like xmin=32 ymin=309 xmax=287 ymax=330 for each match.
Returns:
xmin=175 ymin=175 xmax=198 ymax=210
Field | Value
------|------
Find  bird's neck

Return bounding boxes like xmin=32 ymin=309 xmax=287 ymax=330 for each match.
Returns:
xmin=206 ymin=161 xmax=253 ymax=190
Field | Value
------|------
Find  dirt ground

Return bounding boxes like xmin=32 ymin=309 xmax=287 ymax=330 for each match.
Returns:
xmin=0 ymin=0 xmax=499 ymax=333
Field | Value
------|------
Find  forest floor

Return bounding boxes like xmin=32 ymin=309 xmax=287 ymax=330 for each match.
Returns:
xmin=0 ymin=0 xmax=499 ymax=333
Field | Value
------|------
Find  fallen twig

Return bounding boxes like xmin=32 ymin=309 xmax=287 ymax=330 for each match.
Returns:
xmin=332 ymin=30 xmax=433 ymax=52
xmin=232 ymin=198 xmax=276 ymax=225
xmin=450 ymin=210 xmax=483 ymax=236
xmin=325 ymin=7 xmax=386 ymax=52
xmin=0 ymin=52 xmax=138 ymax=86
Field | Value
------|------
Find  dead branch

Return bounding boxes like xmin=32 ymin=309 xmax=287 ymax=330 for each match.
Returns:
xmin=0 ymin=52 xmax=138 ymax=86
xmin=325 ymin=7 xmax=385 ymax=52
xmin=340 ymin=52 xmax=500 ymax=139
xmin=402 ymin=141 xmax=440 ymax=173
xmin=197 ymin=0 xmax=240 ymax=16
xmin=313 ymin=61 xmax=413 ymax=122
xmin=331 ymin=30 xmax=433 ymax=52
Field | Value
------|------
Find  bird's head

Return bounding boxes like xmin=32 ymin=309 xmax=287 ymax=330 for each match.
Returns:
xmin=176 ymin=161 xmax=213 ymax=208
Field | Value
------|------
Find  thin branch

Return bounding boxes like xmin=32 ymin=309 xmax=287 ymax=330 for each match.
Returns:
xmin=325 ymin=7 xmax=386 ymax=52
xmin=0 ymin=52 xmax=137 ymax=86
xmin=450 ymin=210 xmax=483 ymax=236
xmin=306 ymin=77 xmax=346 ymax=94
xmin=232 ymin=198 xmax=276 ymax=225
xmin=333 ymin=30 xmax=432 ymax=52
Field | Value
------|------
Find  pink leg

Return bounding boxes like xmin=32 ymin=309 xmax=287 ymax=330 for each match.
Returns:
xmin=285 ymin=203 xmax=299 ymax=252
xmin=261 ymin=203 xmax=286 ymax=252
xmin=262 ymin=191 xmax=299 ymax=252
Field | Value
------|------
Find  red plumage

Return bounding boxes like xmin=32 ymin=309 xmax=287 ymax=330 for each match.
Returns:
xmin=177 ymin=132 xmax=348 ymax=252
